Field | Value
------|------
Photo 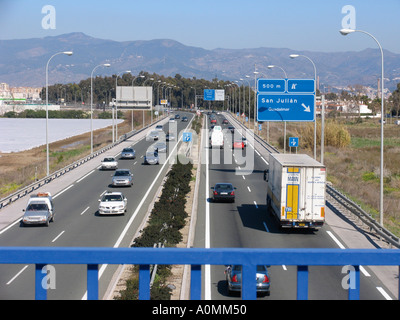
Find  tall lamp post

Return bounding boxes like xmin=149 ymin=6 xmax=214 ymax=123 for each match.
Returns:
xmin=289 ymin=54 xmax=317 ymax=159
xmin=91 ymin=63 xmax=110 ymax=153
xmin=340 ymin=28 xmax=385 ymax=227
xmin=45 ymin=51 xmax=73 ymax=176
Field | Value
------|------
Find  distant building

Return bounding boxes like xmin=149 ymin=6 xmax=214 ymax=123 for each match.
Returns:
xmin=0 ymin=82 xmax=42 ymax=101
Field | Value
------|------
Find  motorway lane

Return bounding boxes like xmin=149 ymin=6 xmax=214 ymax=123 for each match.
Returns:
xmin=195 ymin=113 xmax=388 ymax=300
xmin=0 ymin=112 xmax=194 ymax=300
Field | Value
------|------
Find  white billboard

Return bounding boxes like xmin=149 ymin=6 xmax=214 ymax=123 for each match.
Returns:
xmin=214 ymin=89 xmax=225 ymax=101
xmin=116 ymin=86 xmax=153 ymax=110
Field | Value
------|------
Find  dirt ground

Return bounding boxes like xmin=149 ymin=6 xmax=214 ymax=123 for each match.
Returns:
xmin=0 ymin=111 xmax=146 ymax=198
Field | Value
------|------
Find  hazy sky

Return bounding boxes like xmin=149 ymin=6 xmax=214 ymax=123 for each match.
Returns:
xmin=0 ymin=0 xmax=399 ymax=53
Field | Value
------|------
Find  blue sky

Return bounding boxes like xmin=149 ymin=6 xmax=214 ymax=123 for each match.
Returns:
xmin=0 ymin=0 xmax=399 ymax=53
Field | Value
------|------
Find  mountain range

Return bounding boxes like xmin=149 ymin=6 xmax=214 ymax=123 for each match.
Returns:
xmin=0 ymin=32 xmax=399 ymax=92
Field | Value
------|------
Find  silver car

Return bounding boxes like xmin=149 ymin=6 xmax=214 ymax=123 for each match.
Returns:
xmin=225 ymin=265 xmax=270 ymax=296
xmin=146 ymin=130 xmax=159 ymax=141
xmin=111 ymin=169 xmax=133 ymax=187
xmin=101 ymin=157 xmax=118 ymax=170
xmin=121 ymin=148 xmax=135 ymax=159
xmin=153 ymin=142 xmax=167 ymax=153
xmin=22 ymin=201 xmax=54 ymax=227
xmin=144 ymin=151 xmax=159 ymax=165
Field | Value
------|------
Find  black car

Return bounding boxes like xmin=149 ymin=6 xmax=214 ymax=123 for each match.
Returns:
xmin=211 ymin=183 xmax=236 ymax=202
xmin=228 ymin=126 xmax=235 ymax=134
xmin=182 ymin=116 xmax=188 ymax=122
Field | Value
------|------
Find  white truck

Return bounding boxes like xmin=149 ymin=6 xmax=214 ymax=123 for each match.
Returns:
xmin=265 ymin=154 xmax=326 ymax=229
xmin=210 ymin=130 xmax=224 ymax=149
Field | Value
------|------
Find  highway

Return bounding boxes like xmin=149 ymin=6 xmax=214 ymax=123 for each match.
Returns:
xmin=0 ymin=112 xmax=194 ymax=299
xmin=0 ymin=110 xmax=395 ymax=300
xmin=194 ymin=112 xmax=393 ymax=300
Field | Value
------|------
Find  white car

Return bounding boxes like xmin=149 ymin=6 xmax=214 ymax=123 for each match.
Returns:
xmin=101 ymin=157 xmax=118 ymax=170
xmin=98 ymin=192 xmax=127 ymax=215
xmin=155 ymin=125 xmax=163 ymax=131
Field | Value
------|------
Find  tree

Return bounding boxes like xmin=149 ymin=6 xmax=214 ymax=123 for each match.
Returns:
xmin=389 ymin=83 xmax=400 ymax=118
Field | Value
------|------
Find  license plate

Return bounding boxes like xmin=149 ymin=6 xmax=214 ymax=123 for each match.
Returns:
xmin=221 ymin=192 xmax=228 ymax=195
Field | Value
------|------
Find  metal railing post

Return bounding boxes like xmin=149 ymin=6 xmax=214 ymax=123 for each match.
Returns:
xmin=87 ymin=264 xmax=99 ymax=300
xmin=297 ymin=265 xmax=309 ymax=300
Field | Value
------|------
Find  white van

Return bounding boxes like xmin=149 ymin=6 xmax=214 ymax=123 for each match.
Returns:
xmin=210 ymin=130 xmax=224 ymax=149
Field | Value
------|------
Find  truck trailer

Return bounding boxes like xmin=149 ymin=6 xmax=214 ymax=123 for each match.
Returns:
xmin=266 ymin=154 xmax=326 ymax=229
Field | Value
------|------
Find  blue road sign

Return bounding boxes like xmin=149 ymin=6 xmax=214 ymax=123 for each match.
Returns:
xmin=182 ymin=132 xmax=192 ymax=142
xmin=289 ymin=137 xmax=299 ymax=147
xmin=257 ymin=79 xmax=286 ymax=93
xmin=287 ymin=79 xmax=315 ymax=93
xmin=204 ymin=89 xmax=214 ymax=101
xmin=257 ymin=78 xmax=315 ymax=122
xmin=257 ymin=93 xmax=315 ymax=122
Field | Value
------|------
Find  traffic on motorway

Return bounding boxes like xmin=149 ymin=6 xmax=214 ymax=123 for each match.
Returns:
xmin=0 ymin=110 xmax=395 ymax=300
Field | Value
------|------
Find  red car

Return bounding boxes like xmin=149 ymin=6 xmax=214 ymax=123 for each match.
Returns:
xmin=233 ymin=140 xmax=244 ymax=149
xmin=210 ymin=118 xmax=217 ymax=124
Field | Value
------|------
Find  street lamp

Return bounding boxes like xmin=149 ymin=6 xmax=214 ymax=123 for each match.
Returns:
xmin=290 ymin=54 xmax=317 ymax=159
xmin=45 ymin=51 xmax=73 ymax=176
xmin=340 ymin=28 xmax=385 ymax=227
xmin=90 ymin=63 xmax=110 ymax=153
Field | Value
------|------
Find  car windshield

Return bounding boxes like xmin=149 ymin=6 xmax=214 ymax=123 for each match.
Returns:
xmin=146 ymin=152 xmax=157 ymax=157
xmin=27 ymin=203 xmax=48 ymax=211
xmin=123 ymin=149 xmax=133 ymax=152
xmin=102 ymin=194 xmax=123 ymax=202
xmin=215 ymin=184 xmax=232 ymax=190
xmin=115 ymin=170 xmax=130 ymax=176
xmin=103 ymin=158 xmax=115 ymax=162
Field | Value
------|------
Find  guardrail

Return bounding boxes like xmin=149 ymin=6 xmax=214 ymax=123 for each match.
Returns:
xmin=0 ymin=117 xmax=166 ymax=210
xmin=0 ymin=247 xmax=399 ymax=300
xmin=224 ymin=112 xmax=400 ymax=249
xmin=326 ymin=185 xmax=400 ymax=248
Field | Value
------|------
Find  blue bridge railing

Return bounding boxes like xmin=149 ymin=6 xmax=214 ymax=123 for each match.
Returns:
xmin=0 ymin=247 xmax=399 ymax=300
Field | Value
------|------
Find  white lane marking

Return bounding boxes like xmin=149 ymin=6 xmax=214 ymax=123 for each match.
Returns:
xmin=7 ymin=265 xmax=29 ymax=285
xmin=0 ymin=219 xmax=21 ymax=235
xmin=327 ymin=231 xmax=371 ymax=276
xmin=254 ymin=201 xmax=258 ymax=208
xmin=377 ymin=287 xmax=392 ymax=300
xmin=52 ymin=230 xmax=65 ymax=243
xmin=205 ymin=119 xmax=211 ymax=300
xmin=53 ymin=184 xmax=74 ymax=199
xmin=326 ymin=230 xmax=346 ymax=249
xmin=80 ymin=206 xmax=90 ymax=215
xmin=282 ymin=265 xmax=287 ymax=271
xmin=76 ymin=169 xmax=95 ymax=183
xmin=263 ymin=222 xmax=269 ymax=232
xmin=247 ymin=186 xmax=251 ymax=192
